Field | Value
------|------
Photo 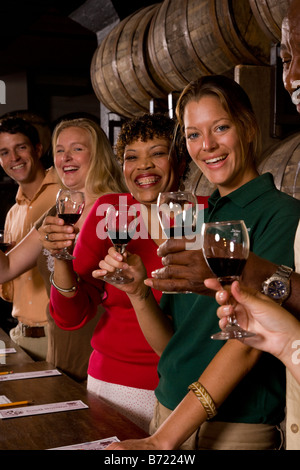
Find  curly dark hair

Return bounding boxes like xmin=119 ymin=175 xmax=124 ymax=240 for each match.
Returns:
xmin=115 ymin=113 xmax=175 ymax=164
xmin=115 ymin=113 xmax=191 ymax=180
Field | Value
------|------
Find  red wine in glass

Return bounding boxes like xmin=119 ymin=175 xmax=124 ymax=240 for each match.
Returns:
xmin=0 ymin=242 xmax=13 ymax=252
xmin=58 ymin=213 xmax=81 ymax=225
xmin=157 ymin=191 xmax=197 ymax=240
xmin=202 ymin=220 xmax=256 ymax=339
xmin=163 ymin=226 xmax=195 ymax=239
xmin=55 ymin=189 xmax=85 ymax=260
xmin=0 ymin=230 xmax=13 ymax=253
xmin=107 ymin=231 xmax=134 ymax=246
xmin=157 ymin=191 xmax=198 ymax=293
xmin=205 ymin=257 xmax=247 ymax=285
xmin=103 ymin=204 xmax=138 ymax=285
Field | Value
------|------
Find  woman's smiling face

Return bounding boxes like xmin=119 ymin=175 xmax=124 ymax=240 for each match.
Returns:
xmin=54 ymin=126 xmax=92 ymax=192
xmin=122 ymin=137 xmax=180 ymax=205
xmin=184 ymin=95 xmax=255 ymax=196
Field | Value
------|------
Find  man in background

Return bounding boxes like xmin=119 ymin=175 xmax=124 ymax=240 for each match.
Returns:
xmin=0 ymin=117 xmax=59 ymax=360
xmin=279 ymin=0 xmax=300 ymax=450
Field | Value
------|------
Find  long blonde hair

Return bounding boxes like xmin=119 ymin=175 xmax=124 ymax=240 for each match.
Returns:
xmin=52 ymin=118 xmax=127 ymax=198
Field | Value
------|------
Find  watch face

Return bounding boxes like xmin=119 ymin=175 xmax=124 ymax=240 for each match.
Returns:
xmin=268 ymin=280 xmax=288 ymax=300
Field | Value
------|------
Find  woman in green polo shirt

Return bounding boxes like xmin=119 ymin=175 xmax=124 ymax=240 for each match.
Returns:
xmin=97 ymin=75 xmax=300 ymax=450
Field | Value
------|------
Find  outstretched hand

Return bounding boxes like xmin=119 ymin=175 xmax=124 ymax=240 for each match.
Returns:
xmin=144 ymin=238 xmax=214 ymax=295
xmin=92 ymin=246 xmax=149 ymax=297
xmin=205 ymin=278 xmax=300 ymax=359
xmin=106 ymin=437 xmax=160 ymax=450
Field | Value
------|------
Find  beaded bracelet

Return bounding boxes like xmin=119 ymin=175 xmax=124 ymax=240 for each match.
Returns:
xmin=50 ymin=271 xmax=78 ymax=293
xmin=188 ymin=381 xmax=217 ymax=420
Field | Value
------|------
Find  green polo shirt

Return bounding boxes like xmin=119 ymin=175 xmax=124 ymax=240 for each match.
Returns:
xmin=158 ymin=173 xmax=300 ymax=424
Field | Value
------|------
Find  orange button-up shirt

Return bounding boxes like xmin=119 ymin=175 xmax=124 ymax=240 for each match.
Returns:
xmin=1 ymin=167 xmax=60 ymax=325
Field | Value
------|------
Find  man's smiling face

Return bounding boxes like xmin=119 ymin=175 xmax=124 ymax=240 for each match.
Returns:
xmin=0 ymin=132 xmax=42 ymax=185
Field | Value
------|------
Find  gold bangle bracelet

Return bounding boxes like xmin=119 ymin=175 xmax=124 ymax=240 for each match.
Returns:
xmin=50 ymin=271 xmax=78 ymax=293
xmin=188 ymin=381 xmax=217 ymax=420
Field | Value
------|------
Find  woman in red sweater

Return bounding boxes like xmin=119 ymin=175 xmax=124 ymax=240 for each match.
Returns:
xmin=42 ymin=113 xmax=208 ymax=431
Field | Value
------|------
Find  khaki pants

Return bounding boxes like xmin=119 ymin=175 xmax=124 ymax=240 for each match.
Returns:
xmin=150 ymin=400 xmax=283 ymax=450
xmin=10 ymin=323 xmax=48 ymax=361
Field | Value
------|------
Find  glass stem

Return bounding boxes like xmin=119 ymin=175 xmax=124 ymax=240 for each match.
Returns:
xmin=220 ymin=277 xmax=239 ymax=328
xmin=115 ymin=244 xmax=126 ymax=273
xmin=227 ymin=314 xmax=238 ymax=326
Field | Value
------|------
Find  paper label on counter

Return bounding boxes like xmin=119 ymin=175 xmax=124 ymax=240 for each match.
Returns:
xmin=0 ymin=348 xmax=16 ymax=354
xmin=0 ymin=369 xmax=61 ymax=382
xmin=49 ymin=436 xmax=120 ymax=450
xmin=0 ymin=400 xmax=88 ymax=419
xmin=0 ymin=396 xmax=11 ymax=404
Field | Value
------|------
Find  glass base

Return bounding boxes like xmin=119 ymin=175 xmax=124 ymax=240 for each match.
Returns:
xmin=103 ymin=273 xmax=133 ymax=285
xmin=211 ymin=324 xmax=256 ymax=340
xmin=54 ymin=249 xmax=75 ymax=261
xmin=162 ymin=291 xmax=192 ymax=294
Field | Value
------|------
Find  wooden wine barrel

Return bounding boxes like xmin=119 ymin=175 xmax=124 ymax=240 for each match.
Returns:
xmin=249 ymin=0 xmax=291 ymax=43
xmin=147 ymin=0 xmax=272 ymax=94
xmin=90 ymin=4 xmax=166 ymax=118
xmin=184 ymin=161 xmax=216 ymax=197
xmin=258 ymin=133 xmax=300 ymax=200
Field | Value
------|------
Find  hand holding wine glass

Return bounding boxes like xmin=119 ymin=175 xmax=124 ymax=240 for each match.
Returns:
xmin=202 ymin=220 xmax=255 ymax=340
xmin=103 ymin=204 xmax=138 ymax=284
xmin=55 ymin=189 xmax=85 ymax=260
xmin=157 ymin=191 xmax=198 ymax=294
xmin=0 ymin=230 xmax=13 ymax=253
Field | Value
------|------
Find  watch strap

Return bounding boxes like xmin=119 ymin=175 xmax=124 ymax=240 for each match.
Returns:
xmin=262 ymin=265 xmax=293 ymax=304
xmin=274 ymin=265 xmax=293 ymax=280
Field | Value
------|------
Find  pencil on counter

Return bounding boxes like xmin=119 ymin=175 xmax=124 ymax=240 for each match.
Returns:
xmin=0 ymin=400 xmax=33 ymax=408
xmin=0 ymin=371 xmax=13 ymax=375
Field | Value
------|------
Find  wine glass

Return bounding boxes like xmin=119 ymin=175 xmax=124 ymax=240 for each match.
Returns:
xmin=0 ymin=230 xmax=13 ymax=253
xmin=202 ymin=220 xmax=256 ymax=340
xmin=103 ymin=204 xmax=138 ymax=284
xmin=157 ymin=191 xmax=198 ymax=240
xmin=55 ymin=189 xmax=85 ymax=260
xmin=157 ymin=191 xmax=198 ymax=293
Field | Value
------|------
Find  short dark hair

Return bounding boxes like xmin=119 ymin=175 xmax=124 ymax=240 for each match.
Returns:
xmin=0 ymin=117 xmax=40 ymax=147
xmin=115 ymin=113 xmax=175 ymax=164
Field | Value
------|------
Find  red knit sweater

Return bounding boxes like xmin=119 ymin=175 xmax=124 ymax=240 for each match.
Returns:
xmin=50 ymin=193 xmax=208 ymax=389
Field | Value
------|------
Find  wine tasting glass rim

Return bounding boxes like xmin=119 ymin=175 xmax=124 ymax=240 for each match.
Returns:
xmin=204 ymin=220 xmax=245 ymax=226
xmin=108 ymin=204 xmax=136 ymax=210
xmin=106 ymin=204 xmax=138 ymax=216
xmin=158 ymin=191 xmax=195 ymax=197
xmin=56 ymin=189 xmax=85 ymax=204
xmin=58 ymin=189 xmax=84 ymax=195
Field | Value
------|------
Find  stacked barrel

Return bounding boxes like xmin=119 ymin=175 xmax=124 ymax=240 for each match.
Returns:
xmin=91 ymin=0 xmax=299 ymax=199
xmin=90 ymin=0 xmax=290 ymax=118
